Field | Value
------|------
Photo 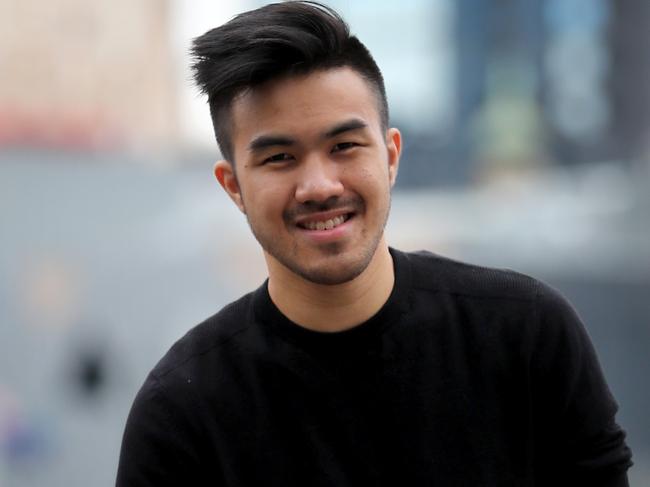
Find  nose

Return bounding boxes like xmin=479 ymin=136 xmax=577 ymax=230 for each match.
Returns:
xmin=294 ymin=155 xmax=344 ymax=204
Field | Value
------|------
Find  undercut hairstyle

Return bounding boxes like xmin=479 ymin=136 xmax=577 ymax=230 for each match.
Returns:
xmin=191 ymin=1 xmax=389 ymax=162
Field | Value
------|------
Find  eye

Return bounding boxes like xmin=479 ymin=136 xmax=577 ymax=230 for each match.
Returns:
xmin=263 ymin=153 xmax=293 ymax=164
xmin=331 ymin=142 xmax=358 ymax=152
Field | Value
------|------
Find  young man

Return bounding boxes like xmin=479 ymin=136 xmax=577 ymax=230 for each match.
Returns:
xmin=117 ymin=2 xmax=632 ymax=485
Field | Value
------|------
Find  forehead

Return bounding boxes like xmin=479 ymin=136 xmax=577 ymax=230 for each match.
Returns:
xmin=229 ymin=67 xmax=383 ymax=149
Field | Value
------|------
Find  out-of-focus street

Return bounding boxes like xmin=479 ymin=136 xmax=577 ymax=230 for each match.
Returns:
xmin=1 ymin=150 xmax=648 ymax=485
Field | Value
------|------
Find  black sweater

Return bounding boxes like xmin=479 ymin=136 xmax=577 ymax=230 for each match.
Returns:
xmin=117 ymin=249 xmax=632 ymax=486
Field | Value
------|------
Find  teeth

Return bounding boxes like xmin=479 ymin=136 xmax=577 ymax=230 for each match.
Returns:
xmin=304 ymin=215 xmax=346 ymax=231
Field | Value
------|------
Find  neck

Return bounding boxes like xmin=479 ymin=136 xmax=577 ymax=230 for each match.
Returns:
xmin=266 ymin=241 xmax=395 ymax=332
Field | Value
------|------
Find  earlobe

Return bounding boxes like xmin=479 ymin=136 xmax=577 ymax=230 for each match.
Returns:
xmin=386 ymin=128 xmax=402 ymax=187
xmin=214 ymin=160 xmax=245 ymax=213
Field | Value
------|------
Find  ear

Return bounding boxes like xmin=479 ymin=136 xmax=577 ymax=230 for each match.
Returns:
xmin=385 ymin=128 xmax=401 ymax=187
xmin=214 ymin=160 xmax=246 ymax=213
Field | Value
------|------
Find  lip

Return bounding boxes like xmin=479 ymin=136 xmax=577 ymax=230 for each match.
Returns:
xmin=294 ymin=213 xmax=355 ymax=243
xmin=293 ymin=208 xmax=354 ymax=226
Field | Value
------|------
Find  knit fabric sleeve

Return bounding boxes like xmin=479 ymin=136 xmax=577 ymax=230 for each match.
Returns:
xmin=530 ymin=283 xmax=632 ymax=485
xmin=115 ymin=373 xmax=205 ymax=486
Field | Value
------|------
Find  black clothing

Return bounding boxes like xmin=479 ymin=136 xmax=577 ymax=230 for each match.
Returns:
xmin=117 ymin=249 xmax=632 ymax=486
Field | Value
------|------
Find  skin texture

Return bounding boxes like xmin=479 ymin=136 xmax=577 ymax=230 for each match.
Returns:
xmin=215 ymin=67 xmax=401 ymax=331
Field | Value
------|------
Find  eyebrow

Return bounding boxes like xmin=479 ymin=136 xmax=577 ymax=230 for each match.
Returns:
xmin=248 ymin=135 xmax=296 ymax=153
xmin=322 ymin=118 xmax=368 ymax=138
xmin=247 ymin=118 xmax=369 ymax=153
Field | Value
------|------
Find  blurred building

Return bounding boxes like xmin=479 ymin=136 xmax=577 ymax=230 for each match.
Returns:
xmin=607 ymin=0 xmax=650 ymax=162
xmin=3 ymin=0 xmax=648 ymax=176
xmin=397 ymin=0 xmax=650 ymax=186
xmin=0 ymin=0 xmax=177 ymax=150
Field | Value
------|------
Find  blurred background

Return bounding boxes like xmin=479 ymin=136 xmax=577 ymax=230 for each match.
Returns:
xmin=1 ymin=0 xmax=648 ymax=485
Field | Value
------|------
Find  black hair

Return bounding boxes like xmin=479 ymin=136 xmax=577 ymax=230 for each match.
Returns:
xmin=190 ymin=1 xmax=388 ymax=162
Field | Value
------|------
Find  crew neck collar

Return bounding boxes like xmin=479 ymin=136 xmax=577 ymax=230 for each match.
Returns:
xmin=252 ymin=248 xmax=412 ymax=352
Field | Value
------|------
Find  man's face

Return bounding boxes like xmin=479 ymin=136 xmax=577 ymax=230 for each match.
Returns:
xmin=216 ymin=67 xmax=401 ymax=285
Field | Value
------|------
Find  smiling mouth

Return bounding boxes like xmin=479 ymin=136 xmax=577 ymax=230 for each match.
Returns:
xmin=297 ymin=213 xmax=352 ymax=231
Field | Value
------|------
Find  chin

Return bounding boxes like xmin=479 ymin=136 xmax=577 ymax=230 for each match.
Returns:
xmin=295 ymin=264 xmax=367 ymax=286
xmin=286 ymin=246 xmax=377 ymax=286
xmin=256 ymin=223 xmax=386 ymax=286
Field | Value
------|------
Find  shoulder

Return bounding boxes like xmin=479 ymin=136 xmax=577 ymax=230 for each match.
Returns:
xmin=402 ymin=250 xmax=604 ymax=363
xmin=400 ymin=249 xmax=547 ymax=302
xmin=397 ymin=249 xmax=583 ymax=345
xmin=149 ymin=289 xmax=258 ymax=383
xmin=120 ymin=290 xmax=261 ymax=462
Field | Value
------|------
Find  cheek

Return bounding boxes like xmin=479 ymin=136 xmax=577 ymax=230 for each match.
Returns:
xmin=354 ymin=162 xmax=390 ymax=193
xmin=246 ymin=184 xmax=288 ymax=218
